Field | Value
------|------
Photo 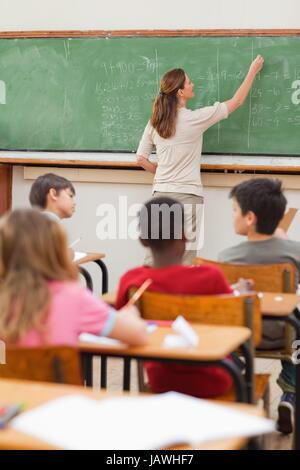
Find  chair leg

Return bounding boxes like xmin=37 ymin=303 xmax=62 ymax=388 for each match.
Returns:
xmin=79 ymin=266 xmax=93 ymax=291
xmin=252 ymin=382 xmax=270 ymax=451
xmin=137 ymin=360 xmax=149 ymax=392
xmin=262 ymin=381 xmax=270 ymax=417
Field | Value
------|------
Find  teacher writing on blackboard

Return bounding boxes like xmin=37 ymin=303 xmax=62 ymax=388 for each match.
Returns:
xmin=137 ymin=55 xmax=264 ymax=264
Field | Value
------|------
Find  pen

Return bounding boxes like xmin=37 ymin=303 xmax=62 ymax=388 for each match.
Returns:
xmin=69 ymin=237 xmax=81 ymax=248
xmin=0 ymin=403 xmax=24 ymax=428
xmin=125 ymin=279 xmax=153 ymax=307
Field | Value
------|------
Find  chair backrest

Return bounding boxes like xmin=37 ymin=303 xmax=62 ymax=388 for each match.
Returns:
xmin=135 ymin=291 xmax=261 ymax=346
xmin=278 ymin=207 xmax=297 ymax=232
xmin=193 ymin=258 xmax=297 ymax=293
xmin=0 ymin=345 xmax=82 ymax=385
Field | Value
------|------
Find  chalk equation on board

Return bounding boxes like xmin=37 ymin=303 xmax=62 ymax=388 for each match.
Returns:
xmin=291 ymin=80 xmax=300 ymax=105
xmin=0 ymin=80 xmax=6 ymax=105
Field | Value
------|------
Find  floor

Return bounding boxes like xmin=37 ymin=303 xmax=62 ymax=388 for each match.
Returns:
xmin=255 ymin=357 xmax=292 ymax=450
xmin=92 ymin=356 xmax=293 ymax=450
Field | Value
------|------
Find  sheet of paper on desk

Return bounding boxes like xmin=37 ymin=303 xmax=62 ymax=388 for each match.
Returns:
xmin=11 ymin=392 xmax=274 ymax=450
xmin=78 ymin=325 xmax=157 ymax=346
xmin=73 ymin=251 xmax=87 ymax=262
xmin=78 ymin=332 xmax=122 ymax=346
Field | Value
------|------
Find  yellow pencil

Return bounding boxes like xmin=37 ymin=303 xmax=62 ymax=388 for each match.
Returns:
xmin=125 ymin=279 xmax=153 ymax=307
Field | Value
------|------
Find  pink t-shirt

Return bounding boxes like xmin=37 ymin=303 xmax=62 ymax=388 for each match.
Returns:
xmin=17 ymin=281 xmax=116 ymax=346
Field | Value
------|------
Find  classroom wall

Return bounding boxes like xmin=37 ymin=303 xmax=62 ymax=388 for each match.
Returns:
xmin=8 ymin=0 xmax=300 ymax=291
xmin=1 ymin=0 xmax=300 ymax=30
xmin=12 ymin=167 xmax=300 ymax=292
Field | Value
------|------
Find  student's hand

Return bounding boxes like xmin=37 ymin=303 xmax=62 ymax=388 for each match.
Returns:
xmin=233 ymin=278 xmax=255 ymax=294
xmin=119 ymin=304 xmax=142 ymax=318
xmin=136 ymin=155 xmax=157 ymax=174
xmin=249 ymin=55 xmax=264 ymax=75
xmin=274 ymin=227 xmax=289 ymax=240
xmin=109 ymin=305 xmax=148 ymax=346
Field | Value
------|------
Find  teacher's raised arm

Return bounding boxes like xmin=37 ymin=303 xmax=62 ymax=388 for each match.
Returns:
xmin=136 ymin=58 xmax=264 ymax=265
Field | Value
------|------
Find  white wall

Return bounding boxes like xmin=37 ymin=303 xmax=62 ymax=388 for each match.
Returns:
xmin=7 ymin=0 xmax=300 ymax=291
xmin=1 ymin=0 xmax=300 ymax=30
xmin=12 ymin=167 xmax=300 ymax=292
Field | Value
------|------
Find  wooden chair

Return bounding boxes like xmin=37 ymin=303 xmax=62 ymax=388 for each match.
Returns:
xmin=278 ymin=207 xmax=298 ymax=232
xmin=134 ymin=290 xmax=269 ymax=409
xmin=193 ymin=258 xmax=297 ymax=294
xmin=193 ymin=258 xmax=297 ymax=360
xmin=0 ymin=346 xmax=83 ymax=385
xmin=137 ymin=291 xmax=261 ymax=343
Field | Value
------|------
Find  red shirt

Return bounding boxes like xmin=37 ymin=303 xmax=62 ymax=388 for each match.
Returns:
xmin=116 ymin=264 xmax=233 ymax=398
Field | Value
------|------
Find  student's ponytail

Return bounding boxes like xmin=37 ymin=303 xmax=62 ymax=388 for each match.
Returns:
xmin=150 ymin=68 xmax=186 ymax=139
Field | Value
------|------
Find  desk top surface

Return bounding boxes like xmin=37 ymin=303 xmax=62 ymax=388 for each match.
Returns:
xmin=75 ymin=252 xmax=105 ymax=264
xmin=79 ymin=324 xmax=251 ymax=361
xmin=259 ymin=292 xmax=300 ymax=317
xmin=0 ymin=378 xmax=263 ymax=451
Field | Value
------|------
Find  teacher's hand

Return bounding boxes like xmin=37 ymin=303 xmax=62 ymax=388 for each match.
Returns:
xmin=249 ymin=55 xmax=264 ymax=75
xmin=136 ymin=155 xmax=157 ymax=174
xmin=136 ymin=155 xmax=148 ymax=166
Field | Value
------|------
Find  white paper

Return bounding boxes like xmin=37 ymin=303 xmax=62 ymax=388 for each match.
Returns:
xmin=73 ymin=251 xmax=87 ymax=262
xmin=79 ymin=332 xmax=122 ymax=346
xmin=163 ymin=334 xmax=191 ymax=348
xmin=172 ymin=316 xmax=199 ymax=347
xmin=12 ymin=392 xmax=274 ymax=450
xmin=79 ymin=325 xmax=156 ymax=346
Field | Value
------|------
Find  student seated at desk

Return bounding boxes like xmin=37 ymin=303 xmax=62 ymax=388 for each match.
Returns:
xmin=0 ymin=209 xmax=147 ymax=347
xmin=29 ymin=173 xmax=76 ymax=222
xmin=116 ymin=196 xmax=233 ymax=398
xmin=218 ymin=178 xmax=300 ymax=434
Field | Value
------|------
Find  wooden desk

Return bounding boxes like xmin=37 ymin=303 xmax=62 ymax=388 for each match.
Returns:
xmin=0 ymin=378 xmax=264 ymax=450
xmin=259 ymin=291 xmax=300 ymax=451
xmin=278 ymin=208 xmax=298 ymax=232
xmin=101 ymin=291 xmax=116 ymax=306
xmin=76 ymin=252 xmax=105 ymax=265
xmin=76 ymin=252 xmax=108 ymax=294
xmin=260 ymin=292 xmax=300 ymax=317
xmin=79 ymin=324 xmax=251 ymax=403
xmin=102 ymin=291 xmax=300 ymax=447
xmin=99 ymin=296 xmax=254 ymax=403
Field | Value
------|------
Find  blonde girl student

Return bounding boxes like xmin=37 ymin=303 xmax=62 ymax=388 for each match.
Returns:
xmin=0 ymin=209 xmax=147 ymax=346
xmin=137 ymin=56 xmax=264 ymax=264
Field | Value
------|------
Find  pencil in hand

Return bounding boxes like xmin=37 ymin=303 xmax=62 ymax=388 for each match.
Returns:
xmin=69 ymin=237 xmax=82 ymax=248
xmin=125 ymin=279 xmax=153 ymax=307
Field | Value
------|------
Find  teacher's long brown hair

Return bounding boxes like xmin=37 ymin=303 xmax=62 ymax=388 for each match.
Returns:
xmin=150 ymin=68 xmax=186 ymax=139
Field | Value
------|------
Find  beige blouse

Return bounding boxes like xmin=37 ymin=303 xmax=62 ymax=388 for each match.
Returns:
xmin=137 ymin=102 xmax=228 ymax=196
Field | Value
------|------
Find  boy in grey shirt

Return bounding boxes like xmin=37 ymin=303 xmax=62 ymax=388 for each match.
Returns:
xmin=220 ymin=237 xmax=300 ymax=274
xmin=219 ymin=178 xmax=300 ymax=435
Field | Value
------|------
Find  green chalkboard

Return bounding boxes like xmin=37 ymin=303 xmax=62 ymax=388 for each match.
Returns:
xmin=0 ymin=35 xmax=300 ymax=155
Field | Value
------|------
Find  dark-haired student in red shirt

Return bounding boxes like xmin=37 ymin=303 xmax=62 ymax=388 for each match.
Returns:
xmin=116 ymin=196 xmax=233 ymax=398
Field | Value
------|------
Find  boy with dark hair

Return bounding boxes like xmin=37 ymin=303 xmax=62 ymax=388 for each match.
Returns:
xmin=29 ymin=173 xmax=76 ymax=221
xmin=219 ymin=177 xmax=300 ymax=434
xmin=116 ymin=196 xmax=233 ymax=398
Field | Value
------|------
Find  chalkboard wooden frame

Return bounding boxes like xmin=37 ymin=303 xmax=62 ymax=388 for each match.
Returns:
xmin=0 ymin=29 xmax=299 ymax=38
